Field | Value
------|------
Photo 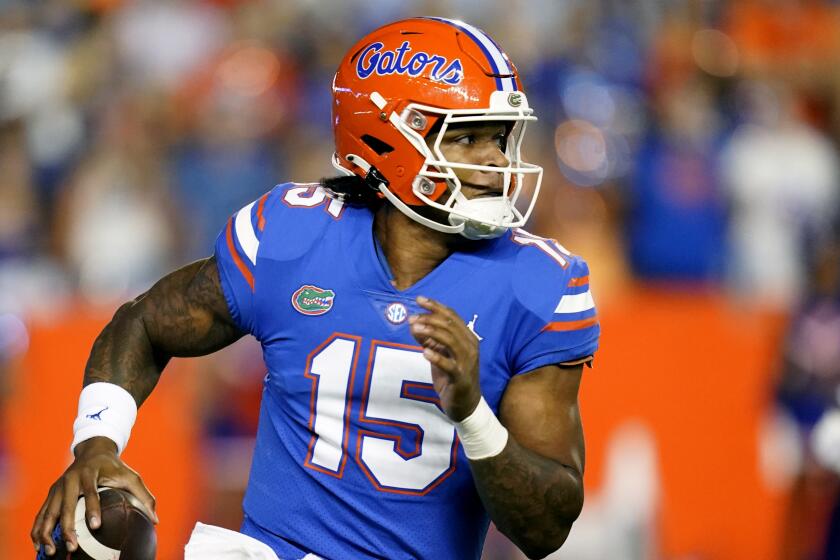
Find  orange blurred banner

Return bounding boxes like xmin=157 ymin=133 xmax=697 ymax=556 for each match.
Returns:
xmin=582 ymin=286 xmax=789 ymax=559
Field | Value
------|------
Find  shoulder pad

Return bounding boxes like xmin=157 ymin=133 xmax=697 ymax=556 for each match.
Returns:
xmin=509 ymin=229 xmax=590 ymax=323
xmin=257 ymin=183 xmax=349 ymax=262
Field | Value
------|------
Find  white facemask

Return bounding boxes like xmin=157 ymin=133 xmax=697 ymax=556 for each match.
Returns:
xmin=334 ymin=91 xmax=543 ymax=239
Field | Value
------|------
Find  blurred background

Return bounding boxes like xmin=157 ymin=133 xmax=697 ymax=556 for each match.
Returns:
xmin=2 ymin=0 xmax=840 ymax=558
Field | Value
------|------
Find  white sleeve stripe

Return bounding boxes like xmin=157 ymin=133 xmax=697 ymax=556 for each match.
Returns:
xmin=554 ymin=291 xmax=595 ymax=314
xmin=234 ymin=201 xmax=259 ymax=266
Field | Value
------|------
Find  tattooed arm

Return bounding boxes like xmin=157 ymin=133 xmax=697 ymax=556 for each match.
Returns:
xmin=84 ymin=256 xmax=244 ymax=402
xmin=473 ymin=363 xmax=585 ymax=559
xmin=31 ymin=257 xmax=244 ymax=556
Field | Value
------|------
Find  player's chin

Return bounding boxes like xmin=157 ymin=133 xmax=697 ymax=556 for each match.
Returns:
xmin=410 ymin=197 xmax=503 ymax=246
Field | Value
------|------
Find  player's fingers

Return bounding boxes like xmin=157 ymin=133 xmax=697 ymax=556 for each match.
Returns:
xmin=413 ymin=301 xmax=474 ymax=348
xmin=118 ymin=471 xmax=159 ymax=524
xmin=98 ymin=463 xmax=158 ymax=523
xmin=408 ymin=328 xmax=431 ymax=349
xmin=416 ymin=296 xmax=460 ymax=322
xmin=79 ymin=468 xmax=102 ymax=530
xmin=425 ymin=337 xmax=450 ymax=355
xmin=408 ymin=321 xmax=444 ymax=348
xmin=411 ymin=318 xmax=477 ymax=364
xmin=32 ymin=483 xmax=60 ymax=553
xmin=31 ymin=484 xmax=54 ymax=538
xmin=60 ymin=475 xmax=81 ymax=551
xmin=412 ymin=313 xmax=473 ymax=344
xmin=38 ymin=491 xmax=63 ymax=555
xmin=411 ymin=321 xmax=460 ymax=355
xmin=422 ymin=347 xmax=458 ymax=372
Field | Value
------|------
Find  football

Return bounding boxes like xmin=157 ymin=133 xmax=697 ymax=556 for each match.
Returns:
xmin=47 ymin=487 xmax=156 ymax=560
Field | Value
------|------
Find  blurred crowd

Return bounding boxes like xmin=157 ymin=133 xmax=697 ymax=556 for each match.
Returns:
xmin=3 ymin=0 xmax=840 ymax=558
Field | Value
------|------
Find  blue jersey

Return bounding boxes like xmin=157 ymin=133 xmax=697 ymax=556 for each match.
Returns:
xmin=213 ymin=183 xmax=600 ymax=560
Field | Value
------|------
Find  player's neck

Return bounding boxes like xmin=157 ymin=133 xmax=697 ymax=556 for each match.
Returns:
xmin=373 ymin=205 xmax=456 ymax=291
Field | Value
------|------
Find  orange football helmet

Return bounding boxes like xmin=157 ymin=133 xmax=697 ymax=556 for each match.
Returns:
xmin=331 ymin=17 xmax=543 ymax=239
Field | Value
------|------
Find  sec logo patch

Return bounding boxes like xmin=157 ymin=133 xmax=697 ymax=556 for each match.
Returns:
xmin=385 ymin=302 xmax=408 ymax=324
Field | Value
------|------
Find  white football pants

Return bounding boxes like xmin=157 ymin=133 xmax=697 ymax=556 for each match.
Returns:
xmin=184 ymin=522 xmax=323 ymax=560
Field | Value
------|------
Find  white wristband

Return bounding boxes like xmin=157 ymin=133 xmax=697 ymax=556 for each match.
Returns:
xmin=454 ymin=397 xmax=509 ymax=460
xmin=71 ymin=382 xmax=137 ymax=456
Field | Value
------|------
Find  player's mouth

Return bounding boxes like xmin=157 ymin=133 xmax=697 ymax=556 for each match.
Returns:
xmin=461 ymin=182 xmax=503 ymax=198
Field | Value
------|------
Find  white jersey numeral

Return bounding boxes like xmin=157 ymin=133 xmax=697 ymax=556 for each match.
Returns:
xmin=304 ymin=336 xmax=457 ymax=494
xmin=303 ymin=335 xmax=360 ymax=474
xmin=283 ymin=184 xmax=345 ymax=218
xmin=359 ymin=343 xmax=457 ymax=493
xmin=511 ymin=229 xmax=571 ymax=268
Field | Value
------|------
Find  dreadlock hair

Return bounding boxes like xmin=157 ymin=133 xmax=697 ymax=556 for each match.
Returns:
xmin=320 ymin=173 xmax=386 ymax=208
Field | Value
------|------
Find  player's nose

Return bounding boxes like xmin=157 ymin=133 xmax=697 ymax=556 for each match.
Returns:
xmin=479 ymin=141 xmax=509 ymax=168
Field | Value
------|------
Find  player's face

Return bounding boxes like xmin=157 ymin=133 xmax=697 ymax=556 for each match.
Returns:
xmin=427 ymin=123 xmax=510 ymax=199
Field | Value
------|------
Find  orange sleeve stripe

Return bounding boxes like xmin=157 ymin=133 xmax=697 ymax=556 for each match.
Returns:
xmin=568 ymin=275 xmax=589 ymax=287
xmin=225 ymin=218 xmax=255 ymax=291
xmin=542 ymin=316 xmax=599 ymax=332
xmin=256 ymin=192 xmax=270 ymax=232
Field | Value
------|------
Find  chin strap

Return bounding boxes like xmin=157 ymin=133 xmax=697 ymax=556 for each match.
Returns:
xmin=328 ymin=153 xmax=383 ymax=204
xmin=344 ymin=154 xmax=465 ymax=235
xmin=345 ymin=154 xmax=390 ymax=194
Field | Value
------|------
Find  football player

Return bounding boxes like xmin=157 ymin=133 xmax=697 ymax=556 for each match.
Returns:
xmin=31 ymin=17 xmax=599 ymax=559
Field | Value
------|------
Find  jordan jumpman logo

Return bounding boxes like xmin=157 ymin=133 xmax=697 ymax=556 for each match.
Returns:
xmin=86 ymin=406 xmax=108 ymax=421
xmin=466 ymin=314 xmax=483 ymax=341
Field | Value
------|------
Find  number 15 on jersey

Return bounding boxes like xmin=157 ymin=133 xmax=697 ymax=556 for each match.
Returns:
xmin=303 ymin=334 xmax=459 ymax=495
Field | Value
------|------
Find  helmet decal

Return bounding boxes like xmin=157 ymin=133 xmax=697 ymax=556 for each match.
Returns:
xmin=356 ymin=41 xmax=464 ymax=85
xmin=426 ymin=17 xmax=517 ymax=92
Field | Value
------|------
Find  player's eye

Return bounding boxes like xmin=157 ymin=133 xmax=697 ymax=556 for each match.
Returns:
xmin=452 ymin=134 xmax=475 ymax=145
xmin=493 ymin=132 xmax=508 ymax=150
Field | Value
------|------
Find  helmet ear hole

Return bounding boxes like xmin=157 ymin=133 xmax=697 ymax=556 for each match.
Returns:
xmin=361 ymin=134 xmax=394 ymax=155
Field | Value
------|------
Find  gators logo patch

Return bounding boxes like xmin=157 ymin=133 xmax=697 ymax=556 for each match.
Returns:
xmin=292 ymin=285 xmax=335 ymax=316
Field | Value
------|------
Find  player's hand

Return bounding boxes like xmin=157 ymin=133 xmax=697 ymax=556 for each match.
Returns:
xmin=410 ymin=296 xmax=482 ymax=422
xmin=31 ymin=436 xmax=158 ymax=556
